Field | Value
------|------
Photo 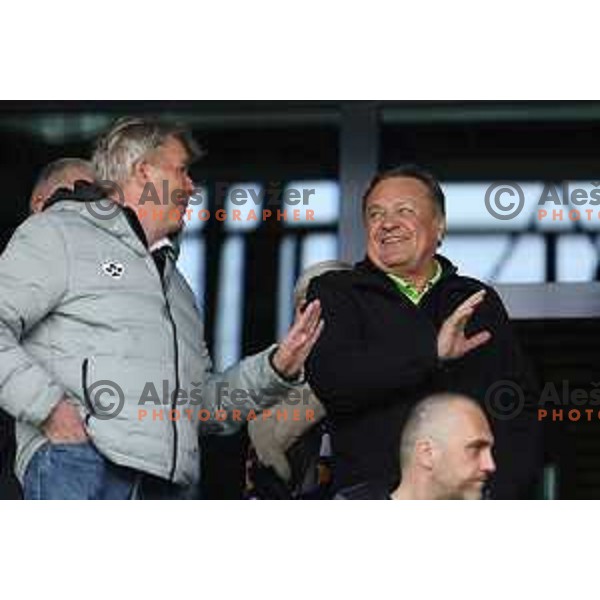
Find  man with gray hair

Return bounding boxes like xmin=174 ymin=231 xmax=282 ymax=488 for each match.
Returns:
xmin=307 ymin=164 xmax=541 ymax=499
xmin=391 ymin=393 xmax=495 ymax=500
xmin=0 ymin=117 xmax=322 ymax=499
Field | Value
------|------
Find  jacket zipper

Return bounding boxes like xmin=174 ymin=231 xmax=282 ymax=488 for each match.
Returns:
xmin=163 ymin=293 xmax=180 ymax=482
xmin=81 ymin=358 xmax=95 ymax=423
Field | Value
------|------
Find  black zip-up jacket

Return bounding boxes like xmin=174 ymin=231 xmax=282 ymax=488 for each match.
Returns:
xmin=306 ymin=255 xmax=542 ymax=499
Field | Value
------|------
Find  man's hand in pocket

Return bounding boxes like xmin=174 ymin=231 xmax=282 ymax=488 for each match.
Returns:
xmin=42 ymin=398 xmax=88 ymax=443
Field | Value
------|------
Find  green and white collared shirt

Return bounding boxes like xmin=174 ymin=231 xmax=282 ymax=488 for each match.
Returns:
xmin=387 ymin=260 xmax=442 ymax=305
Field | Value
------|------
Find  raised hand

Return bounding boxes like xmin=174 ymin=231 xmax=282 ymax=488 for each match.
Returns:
xmin=271 ymin=299 xmax=324 ymax=379
xmin=437 ymin=290 xmax=492 ymax=360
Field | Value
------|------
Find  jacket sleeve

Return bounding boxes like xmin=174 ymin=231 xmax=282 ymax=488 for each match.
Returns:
xmin=0 ymin=216 xmax=69 ymax=426
xmin=306 ymin=276 xmax=438 ymax=415
xmin=199 ymin=344 xmax=306 ymax=435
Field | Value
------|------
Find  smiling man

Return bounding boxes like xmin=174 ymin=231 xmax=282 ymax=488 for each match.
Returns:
xmin=306 ymin=164 xmax=542 ymax=499
xmin=364 ymin=172 xmax=446 ymax=294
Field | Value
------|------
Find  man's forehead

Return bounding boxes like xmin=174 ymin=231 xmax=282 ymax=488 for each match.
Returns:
xmin=160 ymin=136 xmax=190 ymax=161
xmin=447 ymin=403 xmax=493 ymax=442
xmin=463 ymin=415 xmax=494 ymax=446
xmin=366 ymin=176 xmax=433 ymax=205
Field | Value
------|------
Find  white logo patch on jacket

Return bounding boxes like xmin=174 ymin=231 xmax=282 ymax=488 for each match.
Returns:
xmin=101 ymin=260 xmax=125 ymax=279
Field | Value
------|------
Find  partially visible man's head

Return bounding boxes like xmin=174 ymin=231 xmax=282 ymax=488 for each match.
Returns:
xmin=293 ymin=259 xmax=352 ymax=308
xmin=30 ymin=158 xmax=95 ymax=213
xmin=399 ymin=393 xmax=495 ymax=500
xmin=92 ymin=117 xmax=202 ymax=238
xmin=362 ymin=165 xmax=447 ymax=277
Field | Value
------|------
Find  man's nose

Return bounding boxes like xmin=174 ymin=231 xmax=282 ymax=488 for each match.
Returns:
xmin=482 ymin=449 xmax=496 ymax=474
xmin=381 ymin=213 xmax=401 ymax=229
xmin=184 ymin=175 xmax=194 ymax=196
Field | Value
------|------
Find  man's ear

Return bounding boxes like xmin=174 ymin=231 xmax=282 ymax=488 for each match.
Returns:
xmin=29 ymin=193 xmax=42 ymax=214
xmin=132 ymin=158 xmax=153 ymax=185
xmin=415 ymin=438 xmax=435 ymax=470
xmin=437 ymin=217 xmax=447 ymax=247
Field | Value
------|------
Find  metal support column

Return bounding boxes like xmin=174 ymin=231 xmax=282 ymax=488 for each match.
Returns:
xmin=339 ymin=102 xmax=380 ymax=264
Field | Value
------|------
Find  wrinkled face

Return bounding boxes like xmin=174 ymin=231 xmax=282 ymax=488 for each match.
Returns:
xmin=364 ymin=177 xmax=445 ymax=276
xmin=430 ymin=405 xmax=496 ymax=500
xmin=146 ymin=136 xmax=194 ymax=234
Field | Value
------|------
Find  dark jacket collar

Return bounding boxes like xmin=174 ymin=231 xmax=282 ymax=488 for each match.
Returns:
xmin=43 ymin=180 xmax=108 ymax=209
xmin=43 ymin=180 xmax=152 ymax=250
xmin=352 ymin=256 xmax=458 ymax=300
xmin=355 ymin=254 xmax=458 ymax=281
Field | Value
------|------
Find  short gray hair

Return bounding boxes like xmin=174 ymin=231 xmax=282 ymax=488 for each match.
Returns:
xmin=293 ymin=259 xmax=352 ymax=307
xmin=32 ymin=158 xmax=94 ymax=194
xmin=399 ymin=393 xmax=482 ymax=469
xmin=92 ymin=117 xmax=203 ymax=184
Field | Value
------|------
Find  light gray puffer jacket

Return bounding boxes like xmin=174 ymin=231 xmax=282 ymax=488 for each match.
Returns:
xmin=0 ymin=198 xmax=298 ymax=485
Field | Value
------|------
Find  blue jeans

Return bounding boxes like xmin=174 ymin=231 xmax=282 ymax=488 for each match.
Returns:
xmin=23 ymin=441 xmax=192 ymax=500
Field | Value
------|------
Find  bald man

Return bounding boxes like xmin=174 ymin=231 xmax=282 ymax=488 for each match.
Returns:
xmin=0 ymin=158 xmax=95 ymax=498
xmin=391 ymin=393 xmax=495 ymax=500
xmin=29 ymin=158 xmax=94 ymax=213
